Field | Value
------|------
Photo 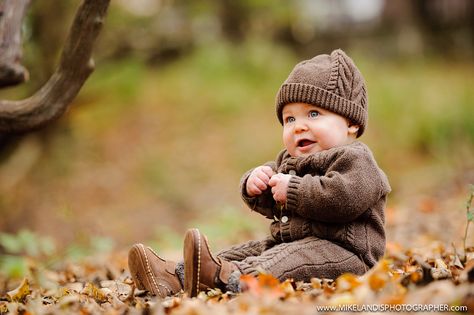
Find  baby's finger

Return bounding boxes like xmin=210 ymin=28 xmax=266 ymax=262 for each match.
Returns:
xmin=257 ymin=171 xmax=271 ymax=184
xmin=268 ymin=174 xmax=282 ymax=187
xmin=274 ymin=192 xmax=284 ymax=203
xmin=268 ymin=177 xmax=277 ymax=187
xmin=271 ymin=186 xmax=276 ymax=195
xmin=253 ymin=177 xmax=268 ymax=191
xmin=247 ymin=183 xmax=262 ymax=196
xmin=261 ymin=166 xmax=275 ymax=178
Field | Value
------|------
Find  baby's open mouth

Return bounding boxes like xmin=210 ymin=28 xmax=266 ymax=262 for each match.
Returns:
xmin=297 ymin=139 xmax=316 ymax=147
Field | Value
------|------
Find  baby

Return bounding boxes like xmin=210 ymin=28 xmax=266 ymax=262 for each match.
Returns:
xmin=128 ymin=49 xmax=391 ymax=298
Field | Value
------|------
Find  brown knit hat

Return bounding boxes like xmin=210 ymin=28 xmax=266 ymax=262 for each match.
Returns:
xmin=276 ymin=49 xmax=368 ymax=137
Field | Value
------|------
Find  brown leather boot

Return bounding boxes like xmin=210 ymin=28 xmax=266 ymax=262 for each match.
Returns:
xmin=128 ymin=243 xmax=182 ymax=298
xmin=183 ymin=228 xmax=238 ymax=297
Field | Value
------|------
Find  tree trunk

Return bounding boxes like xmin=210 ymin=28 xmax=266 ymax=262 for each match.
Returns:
xmin=0 ymin=0 xmax=110 ymax=133
xmin=0 ymin=0 xmax=31 ymax=87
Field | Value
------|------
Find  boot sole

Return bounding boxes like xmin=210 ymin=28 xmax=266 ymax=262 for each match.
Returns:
xmin=128 ymin=243 xmax=160 ymax=295
xmin=184 ymin=228 xmax=201 ymax=297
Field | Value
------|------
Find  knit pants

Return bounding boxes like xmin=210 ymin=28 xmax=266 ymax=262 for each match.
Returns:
xmin=216 ymin=236 xmax=367 ymax=281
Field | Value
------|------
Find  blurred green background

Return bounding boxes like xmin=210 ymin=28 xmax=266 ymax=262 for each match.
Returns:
xmin=0 ymin=0 xmax=473 ymax=273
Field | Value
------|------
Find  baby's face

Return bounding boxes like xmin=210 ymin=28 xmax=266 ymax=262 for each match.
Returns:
xmin=282 ymin=103 xmax=359 ymax=157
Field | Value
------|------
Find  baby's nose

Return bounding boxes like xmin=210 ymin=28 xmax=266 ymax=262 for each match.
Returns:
xmin=294 ymin=121 xmax=309 ymax=132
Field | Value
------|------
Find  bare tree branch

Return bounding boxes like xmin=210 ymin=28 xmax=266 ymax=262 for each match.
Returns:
xmin=0 ymin=0 xmax=110 ymax=133
xmin=0 ymin=0 xmax=31 ymax=87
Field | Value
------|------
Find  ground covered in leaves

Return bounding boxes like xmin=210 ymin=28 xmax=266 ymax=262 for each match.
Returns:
xmin=1 ymin=187 xmax=473 ymax=314
xmin=1 ymin=243 xmax=473 ymax=314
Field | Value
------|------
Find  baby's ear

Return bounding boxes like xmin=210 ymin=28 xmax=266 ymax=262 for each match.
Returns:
xmin=348 ymin=124 xmax=360 ymax=136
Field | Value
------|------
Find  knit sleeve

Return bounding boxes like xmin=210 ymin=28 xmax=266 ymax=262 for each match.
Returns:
xmin=240 ymin=160 xmax=278 ymax=220
xmin=285 ymin=146 xmax=388 ymax=223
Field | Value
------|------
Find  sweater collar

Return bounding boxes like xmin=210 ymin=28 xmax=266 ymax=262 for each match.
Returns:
xmin=278 ymin=141 xmax=367 ymax=173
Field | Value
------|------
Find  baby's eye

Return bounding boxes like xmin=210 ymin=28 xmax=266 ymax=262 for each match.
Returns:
xmin=309 ymin=110 xmax=319 ymax=118
xmin=285 ymin=116 xmax=295 ymax=124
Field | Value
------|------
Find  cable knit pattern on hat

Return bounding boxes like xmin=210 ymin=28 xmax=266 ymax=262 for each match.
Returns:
xmin=276 ymin=49 xmax=368 ymax=136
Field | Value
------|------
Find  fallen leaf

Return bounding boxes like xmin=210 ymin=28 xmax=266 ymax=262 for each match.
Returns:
xmin=279 ymin=279 xmax=295 ymax=297
xmin=6 ymin=278 xmax=30 ymax=303
xmin=328 ymin=292 xmax=358 ymax=305
xmin=366 ymin=260 xmax=391 ymax=291
xmin=434 ymin=258 xmax=447 ymax=269
xmin=451 ymin=254 xmax=464 ymax=269
xmin=240 ymin=274 xmax=261 ymax=296
xmin=100 ymin=280 xmax=131 ymax=298
xmin=322 ymin=279 xmax=336 ymax=296
xmin=461 ymin=259 xmax=474 ymax=283
xmin=65 ymin=282 xmax=84 ymax=293
xmin=409 ymin=270 xmax=422 ymax=283
xmin=412 ymin=256 xmax=435 ymax=286
xmin=368 ymin=272 xmax=388 ymax=291
xmin=162 ymin=296 xmax=182 ymax=312
xmin=258 ymin=273 xmax=280 ymax=289
xmin=82 ymin=282 xmax=108 ymax=303
xmin=56 ymin=287 xmax=72 ymax=298
xmin=310 ymin=278 xmax=322 ymax=289
xmin=58 ymin=294 xmax=81 ymax=308
xmin=431 ymin=268 xmax=451 ymax=280
xmin=431 ymin=258 xmax=452 ymax=280
xmin=335 ymin=273 xmax=362 ymax=292
xmin=0 ymin=303 xmax=8 ymax=314
xmin=239 ymin=274 xmax=288 ymax=299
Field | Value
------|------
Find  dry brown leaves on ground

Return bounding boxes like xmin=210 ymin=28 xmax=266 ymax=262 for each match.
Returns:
xmin=0 ymin=243 xmax=473 ymax=314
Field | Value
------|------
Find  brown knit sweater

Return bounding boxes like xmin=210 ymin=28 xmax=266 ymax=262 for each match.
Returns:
xmin=240 ymin=141 xmax=391 ymax=268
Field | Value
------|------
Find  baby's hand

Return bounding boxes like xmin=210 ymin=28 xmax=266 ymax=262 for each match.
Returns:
xmin=268 ymin=173 xmax=292 ymax=203
xmin=246 ymin=166 xmax=275 ymax=197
